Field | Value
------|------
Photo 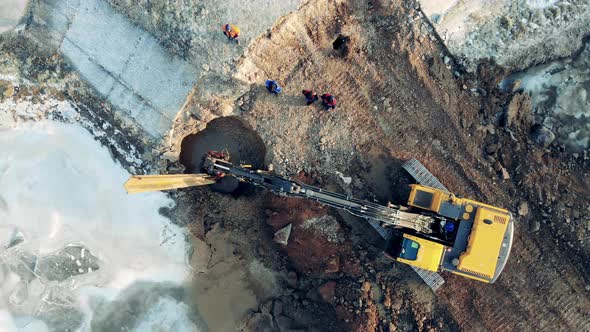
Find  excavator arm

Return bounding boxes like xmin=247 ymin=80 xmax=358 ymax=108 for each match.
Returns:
xmin=123 ymin=154 xmax=436 ymax=234
xmin=123 ymin=174 xmax=216 ymax=194
xmin=205 ymin=157 xmax=435 ymax=234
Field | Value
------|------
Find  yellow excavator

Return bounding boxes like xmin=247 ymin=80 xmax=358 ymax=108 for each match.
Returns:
xmin=125 ymin=153 xmax=513 ymax=290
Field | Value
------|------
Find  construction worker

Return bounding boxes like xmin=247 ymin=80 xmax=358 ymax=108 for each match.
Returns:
xmin=222 ymin=23 xmax=240 ymax=44
xmin=320 ymin=93 xmax=336 ymax=110
xmin=302 ymin=90 xmax=318 ymax=105
xmin=214 ymin=170 xmax=226 ymax=181
xmin=207 ymin=150 xmax=228 ymax=160
xmin=265 ymin=80 xmax=282 ymax=96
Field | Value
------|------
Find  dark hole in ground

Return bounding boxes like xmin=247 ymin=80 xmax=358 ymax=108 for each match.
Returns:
xmin=179 ymin=116 xmax=266 ymax=193
xmin=332 ymin=35 xmax=350 ymax=57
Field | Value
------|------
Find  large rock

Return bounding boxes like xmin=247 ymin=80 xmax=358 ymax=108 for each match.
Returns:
xmin=273 ymin=224 xmax=292 ymax=245
xmin=530 ymin=124 xmax=556 ymax=147
xmin=318 ymin=281 xmax=336 ymax=304
xmin=505 ymin=93 xmax=533 ymax=127
xmin=518 ymin=201 xmax=529 ymax=217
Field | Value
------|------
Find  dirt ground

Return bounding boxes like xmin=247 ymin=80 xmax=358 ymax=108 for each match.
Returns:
xmin=175 ymin=0 xmax=590 ymax=330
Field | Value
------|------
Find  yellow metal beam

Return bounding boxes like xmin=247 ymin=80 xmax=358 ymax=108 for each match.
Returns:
xmin=124 ymin=174 xmax=216 ymax=194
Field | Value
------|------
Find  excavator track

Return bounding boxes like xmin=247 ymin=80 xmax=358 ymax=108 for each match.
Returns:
xmin=402 ymin=158 xmax=448 ymax=191
xmin=401 ymin=158 xmax=448 ymax=291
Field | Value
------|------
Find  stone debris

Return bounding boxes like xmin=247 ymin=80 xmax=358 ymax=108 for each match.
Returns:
xmin=273 ymin=223 xmax=292 ymax=245
xmin=518 ymin=201 xmax=529 ymax=217
xmin=500 ymin=167 xmax=510 ymax=180
xmin=361 ymin=281 xmax=371 ymax=293
xmin=530 ymin=125 xmax=556 ymax=147
xmin=300 ymin=215 xmax=345 ymax=243
xmin=324 ymin=255 xmax=340 ymax=274
xmin=318 ymin=281 xmax=336 ymax=304
xmin=530 ymin=220 xmax=541 ymax=233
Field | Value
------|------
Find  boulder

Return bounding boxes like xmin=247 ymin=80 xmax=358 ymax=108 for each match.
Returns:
xmin=318 ymin=281 xmax=337 ymax=304
xmin=324 ymin=255 xmax=340 ymax=274
xmin=530 ymin=124 xmax=556 ymax=147
xmin=530 ymin=220 xmax=541 ymax=233
xmin=518 ymin=201 xmax=529 ymax=217
xmin=506 ymin=93 xmax=533 ymax=126
xmin=273 ymin=224 xmax=292 ymax=245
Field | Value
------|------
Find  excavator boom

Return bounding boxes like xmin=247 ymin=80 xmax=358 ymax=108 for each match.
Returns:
xmin=205 ymin=157 xmax=435 ymax=234
xmin=124 ymin=174 xmax=216 ymax=194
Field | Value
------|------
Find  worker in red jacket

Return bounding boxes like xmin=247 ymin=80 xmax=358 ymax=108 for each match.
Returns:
xmin=302 ymin=90 xmax=319 ymax=105
xmin=320 ymin=93 xmax=336 ymax=110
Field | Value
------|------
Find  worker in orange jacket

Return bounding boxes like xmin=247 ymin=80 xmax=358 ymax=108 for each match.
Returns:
xmin=222 ymin=23 xmax=240 ymax=44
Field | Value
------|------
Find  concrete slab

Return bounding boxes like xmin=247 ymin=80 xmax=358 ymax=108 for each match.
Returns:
xmin=121 ymin=36 xmax=199 ymax=119
xmin=133 ymin=108 xmax=172 ymax=136
xmin=64 ymin=0 xmax=141 ymax=77
xmin=0 ymin=0 xmax=28 ymax=33
xmin=61 ymin=38 xmax=116 ymax=96
xmin=106 ymin=81 xmax=151 ymax=119
xmin=31 ymin=0 xmax=202 ymax=138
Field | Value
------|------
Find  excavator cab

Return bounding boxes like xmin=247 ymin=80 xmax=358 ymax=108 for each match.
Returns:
xmin=403 ymin=182 xmax=514 ymax=283
xmin=384 ymin=233 xmax=446 ymax=272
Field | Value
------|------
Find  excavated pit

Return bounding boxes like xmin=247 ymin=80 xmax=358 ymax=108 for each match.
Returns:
xmin=332 ymin=35 xmax=351 ymax=57
xmin=179 ymin=116 xmax=266 ymax=193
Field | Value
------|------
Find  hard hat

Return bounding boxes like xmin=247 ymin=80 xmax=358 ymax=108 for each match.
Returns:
xmin=444 ymin=221 xmax=455 ymax=233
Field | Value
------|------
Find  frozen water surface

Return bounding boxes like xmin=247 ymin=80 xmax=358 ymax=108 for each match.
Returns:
xmin=0 ymin=119 xmax=199 ymax=331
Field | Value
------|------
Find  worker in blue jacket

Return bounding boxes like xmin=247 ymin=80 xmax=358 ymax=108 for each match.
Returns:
xmin=265 ymin=80 xmax=282 ymax=96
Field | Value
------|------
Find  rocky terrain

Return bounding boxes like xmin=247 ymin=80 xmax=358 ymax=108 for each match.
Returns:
xmin=1 ymin=0 xmax=589 ymax=331
xmin=419 ymin=0 xmax=590 ymax=71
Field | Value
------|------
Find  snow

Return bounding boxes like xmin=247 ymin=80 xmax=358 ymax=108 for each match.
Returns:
xmin=417 ymin=0 xmax=590 ymax=71
xmin=501 ymin=41 xmax=590 ymax=150
xmin=0 ymin=118 xmax=193 ymax=330
xmin=132 ymin=297 xmax=198 ymax=332
xmin=0 ymin=0 xmax=28 ymax=33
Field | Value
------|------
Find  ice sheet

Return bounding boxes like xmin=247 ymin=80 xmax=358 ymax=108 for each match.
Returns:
xmin=0 ymin=119 xmax=192 ymax=330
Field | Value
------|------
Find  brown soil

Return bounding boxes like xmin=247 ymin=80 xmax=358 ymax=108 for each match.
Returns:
xmin=174 ymin=0 xmax=590 ymax=330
